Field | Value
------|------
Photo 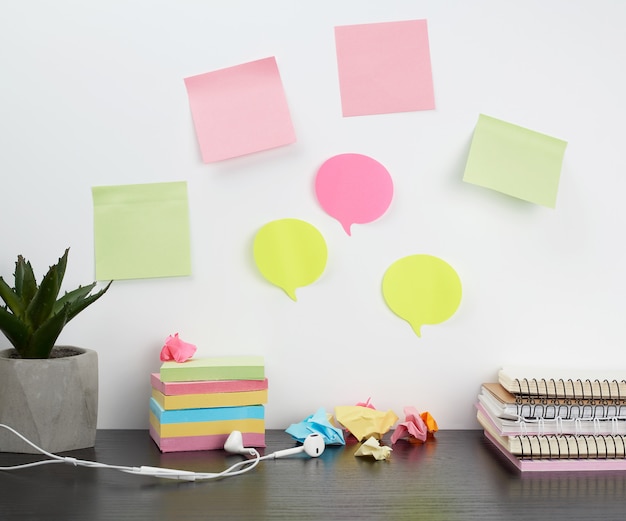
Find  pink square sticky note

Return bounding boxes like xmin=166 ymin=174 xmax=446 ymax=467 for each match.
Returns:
xmin=334 ymin=19 xmax=435 ymax=117
xmin=184 ymin=57 xmax=296 ymax=163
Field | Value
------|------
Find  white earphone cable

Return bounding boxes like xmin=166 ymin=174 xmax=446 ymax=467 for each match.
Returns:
xmin=0 ymin=423 xmax=260 ymax=481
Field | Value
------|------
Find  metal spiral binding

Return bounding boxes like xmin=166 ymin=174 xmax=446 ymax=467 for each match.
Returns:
xmin=513 ymin=377 xmax=626 ymax=402
xmin=518 ymin=433 xmax=626 ymax=460
xmin=514 ymin=401 xmax=626 ymax=421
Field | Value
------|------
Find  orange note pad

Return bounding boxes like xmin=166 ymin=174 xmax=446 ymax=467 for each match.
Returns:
xmin=184 ymin=56 xmax=296 ymax=162
xmin=334 ymin=19 xmax=435 ymax=117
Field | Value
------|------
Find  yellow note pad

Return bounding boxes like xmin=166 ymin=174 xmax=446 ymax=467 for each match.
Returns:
xmin=92 ymin=181 xmax=192 ymax=280
xmin=152 ymin=388 xmax=268 ymax=410
xmin=463 ymin=114 xmax=567 ymax=208
xmin=149 ymin=414 xmax=265 ymax=437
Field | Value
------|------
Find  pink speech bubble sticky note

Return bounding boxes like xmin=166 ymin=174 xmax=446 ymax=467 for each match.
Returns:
xmin=315 ymin=153 xmax=394 ymax=235
xmin=334 ymin=19 xmax=435 ymax=117
xmin=184 ymin=57 xmax=296 ymax=163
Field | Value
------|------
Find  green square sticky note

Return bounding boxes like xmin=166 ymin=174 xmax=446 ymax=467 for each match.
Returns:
xmin=92 ymin=181 xmax=191 ymax=280
xmin=463 ymin=114 xmax=567 ymax=208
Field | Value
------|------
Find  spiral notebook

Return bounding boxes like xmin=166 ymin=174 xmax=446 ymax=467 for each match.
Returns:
xmin=498 ymin=366 xmax=626 ymax=400
xmin=476 ymin=401 xmax=626 ymax=436
xmin=483 ymin=431 xmax=626 ymax=472
xmin=480 ymin=383 xmax=626 ymax=421
xmin=478 ymin=408 xmax=626 ymax=472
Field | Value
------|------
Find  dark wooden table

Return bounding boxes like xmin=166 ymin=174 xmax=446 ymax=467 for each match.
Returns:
xmin=1 ymin=429 xmax=626 ymax=520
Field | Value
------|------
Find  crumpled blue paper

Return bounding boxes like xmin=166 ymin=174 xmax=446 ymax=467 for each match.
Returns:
xmin=285 ymin=407 xmax=345 ymax=445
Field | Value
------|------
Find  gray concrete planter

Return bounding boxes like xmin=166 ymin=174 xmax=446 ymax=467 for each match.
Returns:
xmin=0 ymin=346 xmax=98 ymax=454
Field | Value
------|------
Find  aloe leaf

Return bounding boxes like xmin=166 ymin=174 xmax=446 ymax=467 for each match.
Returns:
xmin=0 ymin=306 xmax=30 ymax=351
xmin=24 ymin=259 xmax=63 ymax=329
xmin=21 ymin=307 xmax=69 ymax=359
xmin=65 ymin=281 xmax=112 ymax=323
xmin=0 ymin=276 xmax=24 ymax=317
xmin=14 ymin=256 xmax=37 ymax=305
xmin=53 ymin=283 xmax=96 ymax=315
xmin=51 ymin=248 xmax=69 ymax=297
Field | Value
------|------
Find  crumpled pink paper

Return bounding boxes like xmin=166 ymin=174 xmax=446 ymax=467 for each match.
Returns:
xmin=391 ymin=406 xmax=438 ymax=444
xmin=355 ymin=397 xmax=376 ymax=409
xmin=354 ymin=436 xmax=392 ymax=461
xmin=160 ymin=333 xmax=197 ymax=362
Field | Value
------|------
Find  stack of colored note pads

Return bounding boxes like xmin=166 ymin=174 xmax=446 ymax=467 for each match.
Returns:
xmin=149 ymin=356 xmax=267 ymax=452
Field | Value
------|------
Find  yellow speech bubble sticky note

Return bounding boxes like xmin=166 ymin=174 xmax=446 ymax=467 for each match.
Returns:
xmin=253 ymin=219 xmax=327 ymax=301
xmin=382 ymin=254 xmax=462 ymax=337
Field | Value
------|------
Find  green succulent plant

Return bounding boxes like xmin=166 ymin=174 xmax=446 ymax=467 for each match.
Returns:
xmin=0 ymin=248 xmax=111 ymax=359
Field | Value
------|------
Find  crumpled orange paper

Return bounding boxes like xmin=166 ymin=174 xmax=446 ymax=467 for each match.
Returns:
xmin=354 ymin=436 xmax=392 ymax=461
xmin=160 ymin=333 xmax=197 ymax=362
xmin=335 ymin=405 xmax=398 ymax=441
xmin=391 ymin=406 xmax=438 ymax=444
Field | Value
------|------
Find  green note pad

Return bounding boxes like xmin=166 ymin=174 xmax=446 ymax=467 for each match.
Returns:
xmin=463 ymin=114 xmax=567 ymax=208
xmin=160 ymin=356 xmax=265 ymax=382
xmin=92 ymin=181 xmax=192 ymax=280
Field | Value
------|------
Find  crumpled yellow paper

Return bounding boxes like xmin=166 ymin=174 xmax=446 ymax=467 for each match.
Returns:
xmin=335 ymin=405 xmax=398 ymax=441
xmin=354 ymin=436 xmax=392 ymax=461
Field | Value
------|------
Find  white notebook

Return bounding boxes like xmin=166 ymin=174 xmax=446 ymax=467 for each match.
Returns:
xmin=498 ymin=366 xmax=626 ymax=400
xmin=480 ymin=383 xmax=626 ymax=420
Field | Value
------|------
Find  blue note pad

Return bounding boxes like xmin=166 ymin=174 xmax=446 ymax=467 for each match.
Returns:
xmin=150 ymin=398 xmax=265 ymax=424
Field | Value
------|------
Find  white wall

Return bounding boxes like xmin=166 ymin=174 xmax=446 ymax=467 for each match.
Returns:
xmin=2 ymin=0 xmax=626 ymax=430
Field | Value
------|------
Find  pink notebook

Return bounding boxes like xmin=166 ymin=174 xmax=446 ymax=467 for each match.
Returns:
xmin=484 ymin=431 xmax=626 ymax=472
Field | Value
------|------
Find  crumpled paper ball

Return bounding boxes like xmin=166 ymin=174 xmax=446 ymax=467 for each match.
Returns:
xmin=391 ymin=406 xmax=438 ymax=444
xmin=354 ymin=436 xmax=392 ymax=461
xmin=160 ymin=333 xmax=197 ymax=362
xmin=355 ymin=397 xmax=376 ymax=409
xmin=335 ymin=405 xmax=398 ymax=441
xmin=285 ymin=407 xmax=345 ymax=445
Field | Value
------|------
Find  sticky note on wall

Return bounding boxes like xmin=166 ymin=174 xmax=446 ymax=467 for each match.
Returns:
xmin=315 ymin=153 xmax=394 ymax=236
xmin=253 ymin=219 xmax=328 ymax=301
xmin=92 ymin=181 xmax=191 ymax=280
xmin=334 ymin=19 xmax=435 ymax=117
xmin=463 ymin=114 xmax=567 ymax=208
xmin=382 ymin=254 xmax=462 ymax=338
xmin=184 ymin=56 xmax=296 ymax=162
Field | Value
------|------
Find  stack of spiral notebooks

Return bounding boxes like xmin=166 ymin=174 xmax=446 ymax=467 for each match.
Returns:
xmin=477 ymin=366 xmax=626 ymax=472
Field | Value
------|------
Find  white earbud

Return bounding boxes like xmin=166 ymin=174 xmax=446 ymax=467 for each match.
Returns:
xmin=269 ymin=433 xmax=326 ymax=459
xmin=224 ymin=430 xmax=257 ymax=456
xmin=224 ymin=431 xmax=325 ymax=460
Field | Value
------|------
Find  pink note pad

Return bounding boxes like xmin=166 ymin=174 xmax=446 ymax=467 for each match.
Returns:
xmin=184 ymin=57 xmax=296 ymax=162
xmin=151 ymin=373 xmax=269 ymax=396
xmin=150 ymin=425 xmax=266 ymax=452
xmin=334 ymin=19 xmax=435 ymax=117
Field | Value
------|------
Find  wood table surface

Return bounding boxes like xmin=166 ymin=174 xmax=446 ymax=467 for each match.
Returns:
xmin=1 ymin=429 xmax=626 ymax=520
